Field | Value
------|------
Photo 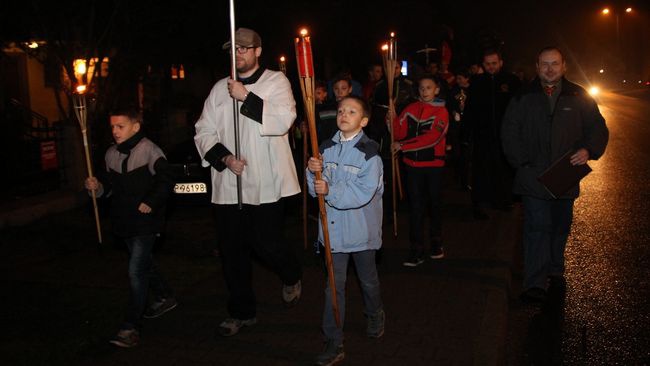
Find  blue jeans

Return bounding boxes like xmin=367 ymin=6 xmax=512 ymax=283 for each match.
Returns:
xmin=522 ymin=196 xmax=574 ymax=290
xmin=323 ymin=250 xmax=383 ymax=343
xmin=123 ymin=234 xmax=173 ymax=330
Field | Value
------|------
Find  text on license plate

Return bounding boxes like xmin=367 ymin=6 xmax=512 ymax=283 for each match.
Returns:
xmin=174 ymin=182 xmax=207 ymax=194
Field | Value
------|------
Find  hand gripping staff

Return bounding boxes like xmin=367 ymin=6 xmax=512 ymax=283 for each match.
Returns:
xmin=228 ymin=0 xmax=243 ymax=209
xmin=295 ymin=29 xmax=341 ymax=328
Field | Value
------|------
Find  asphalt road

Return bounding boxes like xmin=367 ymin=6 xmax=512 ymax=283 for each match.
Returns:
xmin=507 ymin=89 xmax=650 ymax=365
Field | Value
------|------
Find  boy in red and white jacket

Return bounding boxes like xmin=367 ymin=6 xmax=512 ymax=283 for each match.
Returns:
xmin=392 ymin=75 xmax=449 ymax=267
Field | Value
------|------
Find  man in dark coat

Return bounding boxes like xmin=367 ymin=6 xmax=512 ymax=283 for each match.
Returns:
xmin=501 ymin=46 xmax=608 ymax=303
xmin=465 ymin=50 xmax=521 ymax=219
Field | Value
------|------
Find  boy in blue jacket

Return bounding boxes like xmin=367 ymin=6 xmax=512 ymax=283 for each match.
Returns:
xmin=307 ymin=96 xmax=384 ymax=366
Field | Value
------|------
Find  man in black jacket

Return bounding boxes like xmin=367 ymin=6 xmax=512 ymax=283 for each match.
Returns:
xmin=501 ymin=47 xmax=609 ymax=303
xmin=465 ymin=50 xmax=521 ymax=219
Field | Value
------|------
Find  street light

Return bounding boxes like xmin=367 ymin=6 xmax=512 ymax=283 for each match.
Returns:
xmin=601 ymin=6 xmax=633 ymax=51
xmin=600 ymin=6 xmax=635 ymax=77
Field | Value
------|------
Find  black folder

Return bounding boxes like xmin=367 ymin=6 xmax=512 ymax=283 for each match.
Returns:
xmin=537 ymin=150 xmax=592 ymax=198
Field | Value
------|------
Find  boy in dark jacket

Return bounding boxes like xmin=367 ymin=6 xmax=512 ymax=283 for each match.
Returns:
xmin=84 ymin=107 xmax=176 ymax=347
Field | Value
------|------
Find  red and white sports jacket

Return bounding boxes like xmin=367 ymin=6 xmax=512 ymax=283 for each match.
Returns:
xmin=392 ymin=99 xmax=449 ymax=168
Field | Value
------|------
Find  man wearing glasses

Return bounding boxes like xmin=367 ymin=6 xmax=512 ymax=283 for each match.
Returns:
xmin=194 ymin=28 xmax=303 ymax=336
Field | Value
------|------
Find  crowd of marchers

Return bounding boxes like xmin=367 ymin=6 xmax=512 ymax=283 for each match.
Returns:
xmin=83 ymin=27 xmax=608 ymax=366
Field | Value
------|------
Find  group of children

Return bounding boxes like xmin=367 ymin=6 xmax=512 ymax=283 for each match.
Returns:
xmin=85 ymin=72 xmax=449 ymax=365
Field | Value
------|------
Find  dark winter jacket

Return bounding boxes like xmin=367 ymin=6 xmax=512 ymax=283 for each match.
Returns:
xmin=501 ymin=77 xmax=609 ymax=199
xmin=465 ymin=71 xmax=521 ymax=140
xmin=101 ymin=131 xmax=174 ymax=237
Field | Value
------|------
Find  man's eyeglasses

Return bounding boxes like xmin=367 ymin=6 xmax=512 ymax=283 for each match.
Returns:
xmin=231 ymin=46 xmax=256 ymax=54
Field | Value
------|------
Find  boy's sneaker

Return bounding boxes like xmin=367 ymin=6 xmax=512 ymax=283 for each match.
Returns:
xmin=282 ymin=280 xmax=302 ymax=307
xmin=430 ymin=247 xmax=445 ymax=259
xmin=109 ymin=329 xmax=139 ymax=348
xmin=315 ymin=339 xmax=345 ymax=366
xmin=143 ymin=298 xmax=178 ymax=319
xmin=366 ymin=309 xmax=385 ymax=338
xmin=402 ymin=252 xmax=424 ymax=267
xmin=217 ymin=317 xmax=257 ymax=337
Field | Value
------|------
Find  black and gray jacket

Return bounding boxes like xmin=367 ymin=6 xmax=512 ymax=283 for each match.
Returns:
xmin=99 ymin=131 xmax=174 ymax=237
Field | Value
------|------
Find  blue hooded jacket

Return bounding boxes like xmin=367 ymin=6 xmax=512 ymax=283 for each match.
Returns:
xmin=306 ymin=131 xmax=384 ymax=253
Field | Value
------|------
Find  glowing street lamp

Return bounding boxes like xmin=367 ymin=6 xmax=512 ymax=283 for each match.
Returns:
xmin=600 ymin=6 xmax=633 ymax=52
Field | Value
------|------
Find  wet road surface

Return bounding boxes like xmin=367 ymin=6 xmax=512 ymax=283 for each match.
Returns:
xmin=507 ymin=89 xmax=650 ymax=365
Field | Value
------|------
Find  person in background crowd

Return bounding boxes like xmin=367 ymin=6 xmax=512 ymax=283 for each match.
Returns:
xmin=363 ymin=63 xmax=383 ymax=100
xmin=464 ymin=49 xmax=521 ymax=219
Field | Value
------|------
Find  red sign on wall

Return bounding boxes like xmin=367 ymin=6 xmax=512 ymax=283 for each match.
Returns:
xmin=40 ymin=140 xmax=58 ymax=171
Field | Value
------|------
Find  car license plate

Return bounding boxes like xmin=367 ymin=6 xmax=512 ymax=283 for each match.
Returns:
xmin=174 ymin=182 xmax=207 ymax=194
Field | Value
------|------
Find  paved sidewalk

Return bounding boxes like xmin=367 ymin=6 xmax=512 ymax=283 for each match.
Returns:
xmin=0 ymin=185 xmax=521 ymax=366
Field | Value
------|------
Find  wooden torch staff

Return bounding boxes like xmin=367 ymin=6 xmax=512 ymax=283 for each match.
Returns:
xmin=73 ymin=90 xmax=102 ymax=244
xmin=382 ymin=32 xmax=401 ymax=237
xmin=302 ymin=119 xmax=309 ymax=250
xmin=295 ymin=29 xmax=341 ymax=328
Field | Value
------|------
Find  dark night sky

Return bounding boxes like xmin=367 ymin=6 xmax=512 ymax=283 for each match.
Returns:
xmin=174 ymin=0 xmax=649 ymax=81
xmin=2 ymin=0 xmax=648 ymax=81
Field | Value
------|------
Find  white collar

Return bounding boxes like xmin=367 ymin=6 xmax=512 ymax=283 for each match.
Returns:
xmin=339 ymin=131 xmax=360 ymax=142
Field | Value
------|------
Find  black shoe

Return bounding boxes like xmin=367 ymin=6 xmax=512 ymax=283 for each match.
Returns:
xmin=520 ymin=287 xmax=547 ymax=304
xmin=315 ymin=339 xmax=344 ymax=366
xmin=402 ymin=252 xmax=425 ymax=267
xmin=430 ymin=246 xmax=445 ymax=259
xmin=143 ymin=298 xmax=178 ymax=319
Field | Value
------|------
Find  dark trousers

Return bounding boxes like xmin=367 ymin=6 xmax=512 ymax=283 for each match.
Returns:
xmin=405 ymin=166 xmax=443 ymax=253
xmin=471 ymin=137 xmax=514 ymax=208
xmin=323 ymin=250 xmax=383 ymax=342
xmin=123 ymin=234 xmax=173 ymax=330
xmin=215 ymin=199 xmax=302 ymax=319
xmin=522 ymin=196 xmax=574 ymax=290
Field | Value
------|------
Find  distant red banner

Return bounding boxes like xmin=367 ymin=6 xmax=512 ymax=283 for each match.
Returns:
xmin=40 ymin=140 xmax=58 ymax=171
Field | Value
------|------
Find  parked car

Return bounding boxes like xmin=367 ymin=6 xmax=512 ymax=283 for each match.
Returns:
xmin=166 ymin=139 xmax=211 ymax=207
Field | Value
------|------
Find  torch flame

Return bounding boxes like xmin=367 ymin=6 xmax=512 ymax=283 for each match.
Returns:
xmin=390 ymin=32 xmax=395 ymax=37
xmin=381 ymin=44 xmax=389 ymax=51
xmin=300 ymin=28 xmax=308 ymax=36
xmin=280 ymin=56 xmax=286 ymax=62
xmin=76 ymin=84 xmax=87 ymax=94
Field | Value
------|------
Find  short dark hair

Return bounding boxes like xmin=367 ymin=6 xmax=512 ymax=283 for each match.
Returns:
xmin=418 ymin=74 xmax=441 ymax=86
xmin=454 ymin=67 xmax=471 ymax=79
xmin=332 ymin=76 xmax=352 ymax=88
xmin=367 ymin=63 xmax=381 ymax=71
xmin=483 ymin=49 xmax=502 ymax=61
xmin=537 ymin=46 xmax=564 ymax=61
xmin=315 ymin=80 xmax=326 ymax=90
xmin=339 ymin=96 xmax=371 ymax=119
xmin=109 ymin=107 xmax=142 ymax=124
